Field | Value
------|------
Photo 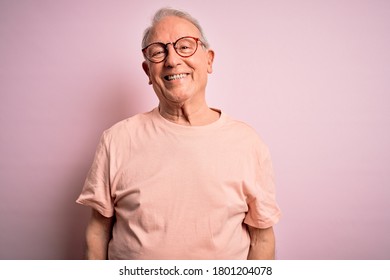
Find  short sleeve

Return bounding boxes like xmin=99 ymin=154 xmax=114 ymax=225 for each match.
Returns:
xmin=76 ymin=131 xmax=114 ymax=217
xmin=244 ymin=142 xmax=281 ymax=229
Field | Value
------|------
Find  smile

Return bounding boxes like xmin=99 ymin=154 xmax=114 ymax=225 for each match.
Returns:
xmin=164 ymin=73 xmax=188 ymax=81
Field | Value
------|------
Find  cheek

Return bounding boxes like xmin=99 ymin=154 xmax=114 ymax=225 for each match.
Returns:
xmin=148 ymin=66 xmax=162 ymax=80
xmin=149 ymin=70 xmax=158 ymax=80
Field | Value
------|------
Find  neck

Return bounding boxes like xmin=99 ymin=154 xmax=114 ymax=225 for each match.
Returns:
xmin=158 ymin=102 xmax=220 ymax=126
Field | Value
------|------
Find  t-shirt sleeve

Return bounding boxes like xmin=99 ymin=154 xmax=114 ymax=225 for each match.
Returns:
xmin=76 ymin=131 xmax=114 ymax=218
xmin=244 ymin=141 xmax=281 ymax=229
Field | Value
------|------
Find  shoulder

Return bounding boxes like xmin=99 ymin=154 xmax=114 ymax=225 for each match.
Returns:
xmin=222 ymin=113 xmax=270 ymax=155
xmin=100 ymin=109 xmax=155 ymax=143
xmin=222 ymin=113 xmax=264 ymax=141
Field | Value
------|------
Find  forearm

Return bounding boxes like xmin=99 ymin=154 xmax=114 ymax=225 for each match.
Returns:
xmin=247 ymin=226 xmax=275 ymax=260
xmin=85 ymin=227 xmax=110 ymax=259
xmin=85 ymin=209 xmax=113 ymax=260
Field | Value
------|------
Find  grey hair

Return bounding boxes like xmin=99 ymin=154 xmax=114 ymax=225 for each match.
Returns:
xmin=142 ymin=7 xmax=210 ymax=49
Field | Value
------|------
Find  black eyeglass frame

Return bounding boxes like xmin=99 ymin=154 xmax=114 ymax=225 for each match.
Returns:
xmin=142 ymin=36 xmax=204 ymax=63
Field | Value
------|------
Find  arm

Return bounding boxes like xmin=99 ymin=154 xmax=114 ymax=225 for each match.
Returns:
xmin=85 ymin=209 xmax=114 ymax=260
xmin=247 ymin=226 xmax=276 ymax=260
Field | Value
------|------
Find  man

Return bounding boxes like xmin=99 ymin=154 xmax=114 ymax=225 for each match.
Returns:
xmin=76 ymin=8 xmax=281 ymax=260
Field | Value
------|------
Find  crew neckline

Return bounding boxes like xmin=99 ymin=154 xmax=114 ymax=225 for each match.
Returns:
xmin=152 ymin=107 xmax=227 ymax=134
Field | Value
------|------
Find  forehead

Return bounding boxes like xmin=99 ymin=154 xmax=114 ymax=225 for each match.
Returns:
xmin=148 ymin=16 xmax=201 ymax=43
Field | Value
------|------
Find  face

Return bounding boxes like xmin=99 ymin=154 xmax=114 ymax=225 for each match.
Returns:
xmin=142 ymin=16 xmax=214 ymax=106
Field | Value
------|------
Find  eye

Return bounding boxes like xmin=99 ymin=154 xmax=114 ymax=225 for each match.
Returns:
xmin=176 ymin=40 xmax=195 ymax=54
xmin=147 ymin=44 xmax=166 ymax=58
xmin=151 ymin=50 xmax=165 ymax=57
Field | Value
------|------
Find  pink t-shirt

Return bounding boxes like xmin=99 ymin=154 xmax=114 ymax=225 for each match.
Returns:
xmin=76 ymin=108 xmax=281 ymax=259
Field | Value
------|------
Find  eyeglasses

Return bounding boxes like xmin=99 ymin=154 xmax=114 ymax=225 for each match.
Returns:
xmin=142 ymin=36 xmax=203 ymax=63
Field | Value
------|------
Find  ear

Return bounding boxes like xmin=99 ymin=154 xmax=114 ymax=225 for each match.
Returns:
xmin=207 ymin=49 xmax=215 ymax=74
xmin=142 ymin=61 xmax=152 ymax=84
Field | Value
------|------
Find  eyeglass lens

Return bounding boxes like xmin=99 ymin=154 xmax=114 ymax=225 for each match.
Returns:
xmin=144 ymin=37 xmax=198 ymax=62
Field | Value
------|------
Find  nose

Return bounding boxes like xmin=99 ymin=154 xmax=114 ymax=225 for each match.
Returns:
xmin=164 ymin=44 xmax=182 ymax=67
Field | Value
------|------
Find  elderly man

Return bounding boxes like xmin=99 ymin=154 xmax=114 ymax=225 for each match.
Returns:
xmin=77 ymin=8 xmax=281 ymax=260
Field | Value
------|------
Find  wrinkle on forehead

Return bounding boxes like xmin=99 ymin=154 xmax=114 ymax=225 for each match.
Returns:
xmin=146 ymin=16 xmax=201 ymax=45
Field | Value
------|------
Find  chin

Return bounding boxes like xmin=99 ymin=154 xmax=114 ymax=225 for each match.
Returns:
xmin=164 ymin=90 xmax=194 ymax=103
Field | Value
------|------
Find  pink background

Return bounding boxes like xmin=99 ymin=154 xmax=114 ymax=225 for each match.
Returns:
xmin=0 ymin=0 xmax=389 ymax=259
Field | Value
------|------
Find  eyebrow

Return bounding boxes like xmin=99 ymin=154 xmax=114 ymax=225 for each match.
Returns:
xmin=146 ymin=34 xmax=199 ymax=46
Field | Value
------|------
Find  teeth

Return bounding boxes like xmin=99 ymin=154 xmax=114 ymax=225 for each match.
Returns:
xmin=166 ymin=73 xmax=187 ymax=81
